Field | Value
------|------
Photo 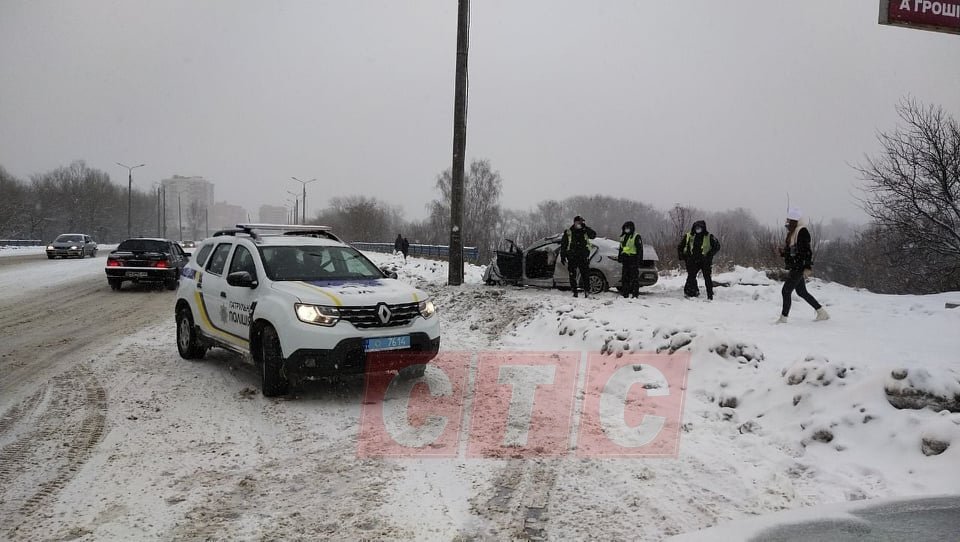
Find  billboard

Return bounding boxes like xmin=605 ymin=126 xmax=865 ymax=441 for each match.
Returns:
xmin=879 ymin=0 xmax=960 ymax=35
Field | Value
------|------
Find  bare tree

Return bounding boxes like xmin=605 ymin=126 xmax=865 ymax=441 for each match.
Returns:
xmin=429 ymin=159 xmax=503 ymax=259
xmin=857 ymin=99 xmax=960 ymax=285
xmin=316 ymin=195 xmax=403 ymax=242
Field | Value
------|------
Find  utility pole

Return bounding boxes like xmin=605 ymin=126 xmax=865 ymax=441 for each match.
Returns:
xmin=156 ymin=186 xmax=161 ymax=237
xmin=448 ymin=0 xmax=470 ymax=286
xmin=178 ymin=193 xmax=183 ymax=242
xmin=117 ymin=162 xmax=145 ymax=238
xmin=205 ymin=208 xmax=209 ymax=238
xmin=291 ymin=177 xmax=317 ymax=223
xmin=162 ymin=185 xmax=167 ymax=238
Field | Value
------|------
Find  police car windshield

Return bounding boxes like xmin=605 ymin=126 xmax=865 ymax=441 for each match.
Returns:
xmin=261 ymin=246 xmax=383 ymax=282
xmin=55 ymin=235 xmax=84 ymax=243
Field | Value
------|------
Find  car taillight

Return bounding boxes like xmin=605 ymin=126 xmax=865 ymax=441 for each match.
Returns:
xmin=107 ymin=259 xmax=122 ymax=267
xmin=154 ymin=260 xmax=170 ymax=268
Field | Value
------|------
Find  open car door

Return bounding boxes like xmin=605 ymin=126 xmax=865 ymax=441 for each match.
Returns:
xmin=494 ymin=239 xmax=523 ymax=282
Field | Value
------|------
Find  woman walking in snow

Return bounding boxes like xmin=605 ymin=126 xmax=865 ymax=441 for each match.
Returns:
xmin=778 ymin=207 xmax=829 ymax=323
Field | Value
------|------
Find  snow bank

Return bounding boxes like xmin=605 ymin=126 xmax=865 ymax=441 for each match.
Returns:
xmin=362 ymin=250 xmax=486 ymax=286
xmin=885 ymin=367 xmax=960 ymax=413
xmin=0 ymin=245 xmax=47 ymax=257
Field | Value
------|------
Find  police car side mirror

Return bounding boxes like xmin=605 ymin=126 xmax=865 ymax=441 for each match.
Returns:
xmin=227 ymin=271 xmax=257 ymax=288
xmin=381 ymin=267 xmax=399 ymax=280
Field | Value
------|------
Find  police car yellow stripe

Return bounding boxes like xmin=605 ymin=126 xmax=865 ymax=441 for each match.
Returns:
xmin=194 ymin=292 xmax=248 ymax=346
xmin=296 ymin=282 xmax=344 ymax=307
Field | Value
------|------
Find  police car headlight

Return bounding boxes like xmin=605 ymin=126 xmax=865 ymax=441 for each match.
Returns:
xmin=70 ymin=245 xmax=78 ymax=250
xmin=418 ymin=299 xmax=436 ymax=319
xmin=46 ymin=245 xmax=54 ymax=250
xmin=295 ymin=303 xmax=339 ymax=326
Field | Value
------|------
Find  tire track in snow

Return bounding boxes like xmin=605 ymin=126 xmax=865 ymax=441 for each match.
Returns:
xmin=2 ymin=367 xmax=107 ymax=540
xmin=469 ymin=459 xmax=559 ymax=540
xmin=0 ymin=388 xmax=45 ymax=439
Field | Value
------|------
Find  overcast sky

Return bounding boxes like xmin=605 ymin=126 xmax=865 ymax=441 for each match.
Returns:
xmin=1 ymin=0 xmax=958 ymax=226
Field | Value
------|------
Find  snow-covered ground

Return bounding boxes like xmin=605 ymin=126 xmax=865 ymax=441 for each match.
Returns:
xmin=0 ymin=245 xmax=47 ymax=257
xmin=0 ymin=251 xmax=957 ymax=540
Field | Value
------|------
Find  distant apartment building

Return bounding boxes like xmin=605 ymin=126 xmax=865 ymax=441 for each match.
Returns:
xmin=161 ymin=175 xmax=214 ymax=240
xmin=211 ymin=201 xmax=249 ymax=232
xmin=259 ymin=204 xmax=288 ymax=225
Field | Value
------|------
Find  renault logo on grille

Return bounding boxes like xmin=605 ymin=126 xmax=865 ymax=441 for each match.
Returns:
xmin=377 ymin=303 xmax=392 ymax=324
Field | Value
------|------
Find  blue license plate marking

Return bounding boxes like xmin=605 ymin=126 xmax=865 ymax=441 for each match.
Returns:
xmin=363 ymin=335 xmax=411 ymax=352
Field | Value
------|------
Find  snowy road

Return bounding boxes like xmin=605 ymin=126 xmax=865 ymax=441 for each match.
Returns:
xmin=0 ymin=253 xmax=958 ymax=540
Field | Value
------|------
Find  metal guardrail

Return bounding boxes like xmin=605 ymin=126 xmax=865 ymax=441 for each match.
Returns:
xmin=0 ymin=240 xmax=43 ymax=247
xmin=351 ymin=242 xmax=480 ymax=263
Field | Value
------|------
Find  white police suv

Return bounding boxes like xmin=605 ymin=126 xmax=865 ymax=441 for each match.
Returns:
xmin=174 ymin=224 xmax=440 ymax=396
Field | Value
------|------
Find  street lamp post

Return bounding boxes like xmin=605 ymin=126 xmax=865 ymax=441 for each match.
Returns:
xmin=291 ymin=177 xmax=317 ymax=223
xmin=285 ymin=190 xmax=300 ymax=225
xmin=117 ymin=162 xmax=145 ymax=238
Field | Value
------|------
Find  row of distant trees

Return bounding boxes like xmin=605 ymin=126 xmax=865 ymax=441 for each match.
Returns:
xmin=311 ymin=100 xmax=957 ymax=295
xmin=1 ymin=101 xmax=954 ymax=294
xmin=0 ymin=161 xmax=158 ymax=243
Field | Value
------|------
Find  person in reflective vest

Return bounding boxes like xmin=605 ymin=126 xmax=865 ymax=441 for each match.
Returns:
xmin=560 ymin=215 xmax=597 ymax=297
xmin=617 ymin=221 xmax=643 ymax=298
xmin=677 ymin=220 xmax=721 ymax=300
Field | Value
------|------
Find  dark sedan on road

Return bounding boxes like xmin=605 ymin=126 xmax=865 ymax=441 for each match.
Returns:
xmin=46 ymin=234 xmax=98 ymax=259
xmin=105 ymin=238 xmax=189 ymax=291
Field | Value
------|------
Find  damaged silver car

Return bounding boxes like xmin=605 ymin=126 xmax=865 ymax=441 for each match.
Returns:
xmin=482 ymin=234 xmax=659 ymax=295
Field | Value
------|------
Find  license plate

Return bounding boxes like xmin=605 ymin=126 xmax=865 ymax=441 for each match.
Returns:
xmin=126 ymin=271 xmax=148 ymax=277
xmin=363 ymin=335 xmax=411 ymax=352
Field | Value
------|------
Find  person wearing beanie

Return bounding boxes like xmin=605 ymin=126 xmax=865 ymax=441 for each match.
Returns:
xmin=560 ymin=215 xmax=597 ymax=297
xmin=677 ymin=220 xmax=721 ymax=300
xmin=617 ymin=221 xmax=644 ymax=298
xmin=777 ymin=207 xmax=829 ymax=323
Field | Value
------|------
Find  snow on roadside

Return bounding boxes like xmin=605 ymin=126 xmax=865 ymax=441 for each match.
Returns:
xmin=364 ymin=261 xmax=960 ymax=539
xmin=0 ymin=245 xmax=47 ymax=257
xmin=0 ymin=248 xmax=117 ymax=297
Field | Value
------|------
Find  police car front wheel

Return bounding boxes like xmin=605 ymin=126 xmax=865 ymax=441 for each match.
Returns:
xmin=176 ymin=307 xmax=207 ymax=360
xmin=259 ymin=324 xmax=289 ymax=397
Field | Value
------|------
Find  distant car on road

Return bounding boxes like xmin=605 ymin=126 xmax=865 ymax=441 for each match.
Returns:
xmin=180 ymin=240 xmax=197 ymax=249
xmin=105 ymin=238 xmax=189 ymax=291
xmin=46 ymin=234 xmax=97 ymax=259
xmin=483 ymin=234 xmax=659 ymax=295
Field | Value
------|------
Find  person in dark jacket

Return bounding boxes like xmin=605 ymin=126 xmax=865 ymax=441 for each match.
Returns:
xmin=394 ymin=234 xmax=403 ymax=255
xmin=618 ymin=221 xmax=643 ymax=298
xmin=778 ymin=208 xmax=829 ymax=323
xmin=401 ymin=237 xmax=410 ymax=261
xmin=678 ymin=220 xmax=720 ymax=300
xmin=560 ymin=216 xmax=597 ymax=297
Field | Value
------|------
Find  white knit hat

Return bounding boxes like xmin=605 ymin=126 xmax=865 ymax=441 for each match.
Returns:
xmin=786 ymin=207 xmax=803 ymax=220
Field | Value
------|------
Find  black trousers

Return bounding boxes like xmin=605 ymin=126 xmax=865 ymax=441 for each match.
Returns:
xmin=567 ymin=257 xmax=590 ymax=294
xmin=684 ymin=259 xmax=713 ymax=298
xmin=620 ymin=254 xmax=640 ymax=297
xmin=781 ymin=269 xmax=821 ymax=316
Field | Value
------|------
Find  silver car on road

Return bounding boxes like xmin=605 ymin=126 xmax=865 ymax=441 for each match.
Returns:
xmin=482 ymin=234 xmax=659 ymax=295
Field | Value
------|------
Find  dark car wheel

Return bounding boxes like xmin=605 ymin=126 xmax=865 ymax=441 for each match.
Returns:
xmin=259 ymin=325 xmax=289 ymax=397
xmin=176 ymin=306 xmax=206 ymax=360
xmin=587 ymin=270 xmax=608 ymax=295
xmin=108 ymin=278 xmax=122 ymax=291
xmin=165 ymin=278 xmax=179 ymax=291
